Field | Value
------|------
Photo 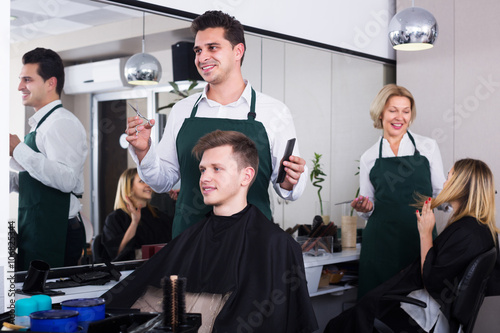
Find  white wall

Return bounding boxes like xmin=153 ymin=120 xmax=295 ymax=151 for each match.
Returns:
xmin=397 ymin=0 xmax=500 ymax=225
xmin=121 ymin=0 xmax=396 ymax=60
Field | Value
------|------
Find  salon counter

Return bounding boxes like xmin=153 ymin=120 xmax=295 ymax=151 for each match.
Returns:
xmin=13 ymin=250 xmax=360 ymax=333
xmin=15 ymin=270 xmax=133 ymax=304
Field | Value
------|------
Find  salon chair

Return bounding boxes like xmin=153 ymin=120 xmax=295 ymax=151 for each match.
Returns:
xmin=374 ymin=247 xmax=497 ymax=333
xmin=91 ymin=234 xmax=106 ymax=264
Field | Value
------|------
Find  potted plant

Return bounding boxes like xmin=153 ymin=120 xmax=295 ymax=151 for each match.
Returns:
xmin=310 ymin=153 xmax=329 ymax=224
xmin=157 ymin=80 xmax=202 ymax=112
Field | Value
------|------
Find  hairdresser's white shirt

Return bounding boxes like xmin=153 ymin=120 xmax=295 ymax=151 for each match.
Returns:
xmin=10 ymin=100 xmax=88 ymax=218
xmin=129 ymin=81 xmax=307 ymax=201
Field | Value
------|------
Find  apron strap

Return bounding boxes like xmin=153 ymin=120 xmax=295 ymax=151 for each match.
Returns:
xmin=406 ymin=131 xmax=421 ymax=155
xmin=190 ymin=88 xmax=257 ymax=120
xmin=35 ymin=104 xmax=63 ymax=131
xmin=378 ymin=136 xmax=384 ymax=158
xmin=189 ymin=95 xmax=203 ymax=118
xmin=247 ymin=88 xmax=256 ymax=120
xmin=77 ymin=212 xmax=88 ymax=264
xmin=378 ymin=131 xmax=419 ymax=158
xmin=35 ymin=104 xmax=84 ymax=199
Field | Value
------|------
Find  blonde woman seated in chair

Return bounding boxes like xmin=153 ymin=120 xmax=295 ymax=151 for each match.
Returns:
xmin=102 ymin=168 xmax=173 ymax=261
xmin=325 ymin=158 xmax=499 ymax=333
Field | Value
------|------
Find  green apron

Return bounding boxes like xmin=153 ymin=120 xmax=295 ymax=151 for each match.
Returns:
xmin=173 ymin=88 xmax=272 ymax=238
xmin=358 ymin=131 xmax=435 ymax=298
xmin=18 ymin=104 xmax=71 ymax=271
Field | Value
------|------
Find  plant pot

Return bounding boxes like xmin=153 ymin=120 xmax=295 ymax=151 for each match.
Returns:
xmin=341 ymin=215 xmax=357 ymax=248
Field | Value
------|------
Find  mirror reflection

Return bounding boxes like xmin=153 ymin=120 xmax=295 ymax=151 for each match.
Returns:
xmin=9 ymin=1 xmax=394 ymax=271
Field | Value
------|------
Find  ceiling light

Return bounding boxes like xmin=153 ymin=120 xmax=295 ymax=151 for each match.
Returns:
xmin=388 ymin=4 xmax=438 ymax=51
xmin=124 ymin=13 xmax=162 ymax=85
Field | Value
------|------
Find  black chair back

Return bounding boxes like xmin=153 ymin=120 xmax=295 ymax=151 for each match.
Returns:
xmin=452 ymin=247 xmax=497 ymax=332
xmin=92 ymin=234 xmax=105 ymax=264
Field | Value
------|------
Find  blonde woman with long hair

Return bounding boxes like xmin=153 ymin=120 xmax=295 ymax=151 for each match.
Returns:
xmin=102 ymin=168 xmax=172 ymax=261
xmin=326 ymin=158 xmax=499 ymax=333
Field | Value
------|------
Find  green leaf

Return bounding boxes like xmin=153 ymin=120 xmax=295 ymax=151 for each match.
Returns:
xmin=188 ymin=80 xmax=199 ymax=91
xmin=168 ymin=81 xmax=180 ymax=93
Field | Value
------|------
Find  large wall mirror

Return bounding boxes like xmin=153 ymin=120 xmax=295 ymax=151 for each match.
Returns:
xmin=10 ymin=1 xmax=395 ymax=268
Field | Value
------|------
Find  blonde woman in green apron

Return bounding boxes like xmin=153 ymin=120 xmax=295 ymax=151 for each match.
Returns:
xmin=126 ymin=11 xmax=307 ymax=238
xmin=351 ymin=84 xmax=446 ymax=298
xmin=10 ymin=48 xmax=88 ymax=271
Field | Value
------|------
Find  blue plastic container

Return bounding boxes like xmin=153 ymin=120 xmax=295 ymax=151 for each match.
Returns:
xmin=31 ymin=294 xmax=52 ymax=311
xmin=30 ymin=310 xmax=79 ymax=332
xmin=61 ymin=298 xmax=105 ymax=332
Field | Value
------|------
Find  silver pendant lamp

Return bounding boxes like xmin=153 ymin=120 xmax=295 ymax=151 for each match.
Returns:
xmin=124 ymin=12 xmax=162 ymax=85
xmin=388 ymin=1 xmax=438 ymax=51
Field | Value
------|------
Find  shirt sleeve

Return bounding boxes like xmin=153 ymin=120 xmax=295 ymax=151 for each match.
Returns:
xmin=357 ymin=153 xmax=375 ymax=220
xmin=268 ymin=103 xmax=308 ymax=201
xmin=131 ymin=106 xmax=183 ymax=194
xmin=427 ymin=140 xmax=446 ymax=198
xmin=12 ymin=117 xmax=87 ymax=194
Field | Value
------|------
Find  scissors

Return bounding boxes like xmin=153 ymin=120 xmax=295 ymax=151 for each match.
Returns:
xmin=128 ymin=103 xmax=153 ymax=135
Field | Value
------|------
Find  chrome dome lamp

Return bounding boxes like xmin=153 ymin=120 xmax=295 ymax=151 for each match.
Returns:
xmin=124 ymin=13 xmax=162 ymax=85
xmin=388 ymin=5 xmax=438 ymax=51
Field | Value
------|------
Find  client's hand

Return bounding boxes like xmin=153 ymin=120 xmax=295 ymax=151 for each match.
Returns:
xmin=416 ymin=198 xmax=435 ymax=237
xmin=125 ymin=196 xmax=142 ymax=225
xmin=416 ymin=198 xmax=435 ymax=273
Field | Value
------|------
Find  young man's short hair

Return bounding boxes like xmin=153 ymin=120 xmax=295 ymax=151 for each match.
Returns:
xmin=22 ymin=47 xmax=65 ymax=97
xmin=191 ymin=10 xmax=246 ymax=65
xmin=192 ymin=130 xmax=259 ymax=181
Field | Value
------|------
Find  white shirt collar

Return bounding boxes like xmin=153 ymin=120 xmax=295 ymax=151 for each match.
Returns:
xmin=381 ymin=131 xmax=411 ymax=144
xmin=28 ymin=100 xmax=62 ymax=129
xmin=199 ymin=80 xmax=253 ymax=108
xmin=381 ymin=131 xmax=413 ymax=156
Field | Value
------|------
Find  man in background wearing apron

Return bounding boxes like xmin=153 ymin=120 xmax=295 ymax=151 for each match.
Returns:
xmin=126 ymin=11 xmax=307 ymax=238
xmin=10 ymin=48 xmax=88 ymax=271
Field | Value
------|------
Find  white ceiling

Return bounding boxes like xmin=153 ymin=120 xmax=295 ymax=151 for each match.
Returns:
xmin=10 ymin=0 xmax=142 ymax=43
xmin=10 ymin=0 xmax=194 ymax=64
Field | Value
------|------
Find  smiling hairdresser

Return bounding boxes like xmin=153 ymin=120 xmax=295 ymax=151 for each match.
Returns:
xmin=350 ymin=84 xmax=446 ymax=298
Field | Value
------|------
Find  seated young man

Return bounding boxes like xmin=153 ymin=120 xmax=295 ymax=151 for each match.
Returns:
xmin=102 ymin=130 xmax=318 ymax=333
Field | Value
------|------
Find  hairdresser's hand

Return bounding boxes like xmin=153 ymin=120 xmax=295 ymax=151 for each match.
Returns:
xmin=125 ymin=116 xmax=155 ymax=163
xmin=351 ymin=195 xmax=373 ymax=213
xmin=416 ymin=198 xmax=435 ymax=237
xmin=280 ymin=155 xmax=306 ymax=191
xmin=9 ymin=134 xmax=21 ymax=156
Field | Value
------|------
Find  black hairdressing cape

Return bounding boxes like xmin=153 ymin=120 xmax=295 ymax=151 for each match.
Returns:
xmin=101 ymin=207 xmax=172 ymax=261
xmin=102 ymin=204 xmax=318 ymax=333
